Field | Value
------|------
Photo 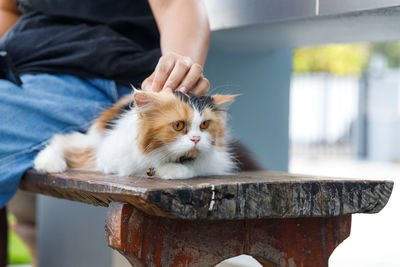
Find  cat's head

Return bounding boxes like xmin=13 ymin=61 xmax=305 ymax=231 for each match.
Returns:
xmin=133 ymin=90 xmax=237 ymax=162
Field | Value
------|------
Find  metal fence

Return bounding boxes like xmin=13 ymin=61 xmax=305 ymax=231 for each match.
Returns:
xmin=290 ymin=73 xmax=360 ymax=158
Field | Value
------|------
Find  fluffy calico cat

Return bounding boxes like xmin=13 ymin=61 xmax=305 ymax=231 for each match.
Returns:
xmin=34 ymin=90 xmax=238 ymax=179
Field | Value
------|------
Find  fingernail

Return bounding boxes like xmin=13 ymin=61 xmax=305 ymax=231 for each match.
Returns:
xmin=165 ymin=87 xmax=173 ymax=93
xmin=179 ymin=87 xmax=188 ymax=93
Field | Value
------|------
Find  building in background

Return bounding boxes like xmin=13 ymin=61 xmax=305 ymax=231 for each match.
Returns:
xmin=290 ymin=42 xmax=400 ymax=163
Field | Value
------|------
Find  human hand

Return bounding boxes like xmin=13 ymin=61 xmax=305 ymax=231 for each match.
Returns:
xmin=141 ymin=52 xmax=209 ymax=96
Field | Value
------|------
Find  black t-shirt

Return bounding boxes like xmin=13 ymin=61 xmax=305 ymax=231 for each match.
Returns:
xmin=0 ymin=0 xmax=161 ymax=86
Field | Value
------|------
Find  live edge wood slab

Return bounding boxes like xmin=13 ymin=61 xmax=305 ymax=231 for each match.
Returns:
xmin=20 ymin=169 xmax=393 ymax=266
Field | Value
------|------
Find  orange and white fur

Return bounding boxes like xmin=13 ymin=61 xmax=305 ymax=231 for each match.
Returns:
xmin=34 ymin=90 xmax=237 ymax=179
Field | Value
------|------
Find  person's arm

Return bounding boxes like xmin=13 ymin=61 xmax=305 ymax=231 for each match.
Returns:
xmin=142 ymin=0 xmax=210 ymax=95
xmin=0 ymin=0 xmax=20 ymax=38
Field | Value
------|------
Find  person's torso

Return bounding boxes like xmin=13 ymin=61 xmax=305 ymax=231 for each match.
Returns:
xmin=0 ymin=0 xmax=161 ymax=86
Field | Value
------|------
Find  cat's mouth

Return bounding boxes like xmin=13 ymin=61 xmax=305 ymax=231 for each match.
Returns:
xmin=177 ymin=149 xmax=199 ymax=164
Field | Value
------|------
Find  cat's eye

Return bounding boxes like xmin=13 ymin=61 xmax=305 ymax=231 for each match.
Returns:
xmin=200 ymin=120 xmax=210 ymax=130
xmin=173 ymin=121 xmax=185 ymax=131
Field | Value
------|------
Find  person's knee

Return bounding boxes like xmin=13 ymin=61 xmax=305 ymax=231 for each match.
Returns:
xmin=7 ymin=190 xmax=36 ymax=225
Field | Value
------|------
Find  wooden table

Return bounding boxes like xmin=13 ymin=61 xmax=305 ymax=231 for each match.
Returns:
xmin=19 ymin=169 xmax=392 ymax=267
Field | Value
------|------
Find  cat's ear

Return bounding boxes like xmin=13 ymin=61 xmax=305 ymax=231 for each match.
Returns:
xmin=212 ymin=94 xmax=239 ymax=109
xmin=133 ymin=90 xmax=158 ymax=109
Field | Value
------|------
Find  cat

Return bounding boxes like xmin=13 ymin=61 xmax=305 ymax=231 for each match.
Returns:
xmin=34 ymin=90 xmax=238 ymax=179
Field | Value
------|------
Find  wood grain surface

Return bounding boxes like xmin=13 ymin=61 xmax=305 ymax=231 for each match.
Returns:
xmin=20 ymin=169 xmax=393 ymax=220
xmin=106 ymin=202 xmax=351 ymax=267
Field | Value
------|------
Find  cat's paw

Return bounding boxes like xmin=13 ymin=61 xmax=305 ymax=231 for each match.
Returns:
xmin=34 ymin=148 xmax=67 ymax=173
xmin=156 ymin=163 xmax=194 ymax=179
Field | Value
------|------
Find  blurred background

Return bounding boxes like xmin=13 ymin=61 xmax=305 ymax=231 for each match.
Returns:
xmin=290 ymin=41 xmax=400 ymax=267
xmin=219 ymin=41 xmax=400 ymax=267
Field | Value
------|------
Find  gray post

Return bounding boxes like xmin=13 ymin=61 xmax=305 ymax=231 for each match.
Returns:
xmin=38 ymin=196 xmax=112 ymax=267
xmin=205 ymin=48 xmax=292 ymax=171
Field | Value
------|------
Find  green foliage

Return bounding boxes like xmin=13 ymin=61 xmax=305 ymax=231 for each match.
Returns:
xmin=7 ymin=214 xmax=32 ymax=264
xmin=293 ymin=44 xmax=370 ymax=75
xmin=372 ymin=42 xmax=400 ymax=68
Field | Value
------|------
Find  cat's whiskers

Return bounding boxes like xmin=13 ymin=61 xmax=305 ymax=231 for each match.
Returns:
xmin=147 ymin=143 xmax=193 ymax=165
xmin=34 ymin=90 xmax=238 ymax=179
xmin=207 ymin=84 xmax=239 ymax=94
xmin=147 ymin=148 xmax=176 ymax=165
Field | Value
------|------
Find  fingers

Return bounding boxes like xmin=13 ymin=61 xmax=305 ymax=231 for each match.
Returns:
xmin=144 ymin=52 xmax=209 ymax=96
xmin=162 ymin=57 xmax=191 ymax=92
xmin=141 ymin=72 xmax=154 ymax=91
xmin=151 ymin=53 xmax=176 ymax=92
xmin=191 ymin=76 xmax=210 ymax=96
xmin=177 ymin=63 xmax=203 ymax=93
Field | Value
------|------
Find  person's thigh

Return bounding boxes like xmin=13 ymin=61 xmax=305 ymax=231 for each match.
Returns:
xmin=0 ymin=74 xmax=120 ymax=207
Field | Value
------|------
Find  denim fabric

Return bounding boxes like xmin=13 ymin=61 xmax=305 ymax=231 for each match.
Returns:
xmin=0 ymin=74 xmax=132 ymax=208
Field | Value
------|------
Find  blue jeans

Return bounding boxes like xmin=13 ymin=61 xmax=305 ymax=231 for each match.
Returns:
xmin=0 ymin=74 xmax=132 ymax=208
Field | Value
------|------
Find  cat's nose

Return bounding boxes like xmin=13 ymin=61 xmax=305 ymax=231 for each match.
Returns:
xmin=190 ymin=136 xmax=201 ymax=145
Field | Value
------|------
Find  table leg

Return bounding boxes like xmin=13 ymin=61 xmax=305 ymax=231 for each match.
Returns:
xmin=0 ymin=207 xmax=8 ymax=267
xmin=105 ymin=202 xmax=351 ymax=267
xmin=247 ymin=215 xmax=351 ymax=266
